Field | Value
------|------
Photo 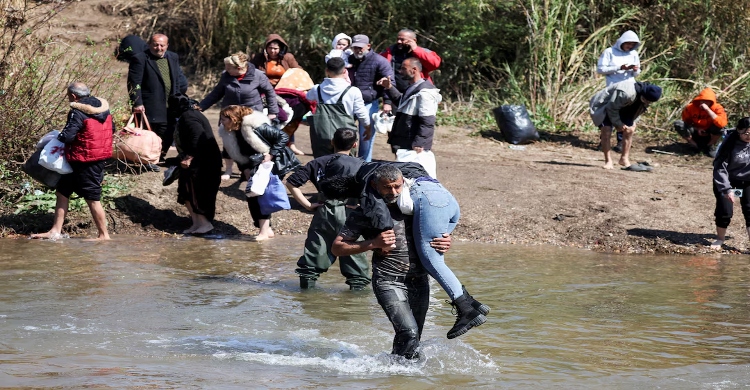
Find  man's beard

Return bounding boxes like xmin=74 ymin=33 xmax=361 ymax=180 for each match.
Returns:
xmin=353 ymin=52 xmax=365 ymax=60
xmin=383 ymin=194 xmax=399 ymax=204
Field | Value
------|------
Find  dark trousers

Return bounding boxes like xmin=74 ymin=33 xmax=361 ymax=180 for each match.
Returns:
xmin=150 ymin=121 xmax=175 ymax=158
xmin=295 ymin=198 xmax=370 ymax=287
xmin=714 ymin=181 xmax=750 ymax=228
xmin=373 ymin=273 xmax=430 ymax=359
xmin=246 ymin=196 xmax=271 ymax=228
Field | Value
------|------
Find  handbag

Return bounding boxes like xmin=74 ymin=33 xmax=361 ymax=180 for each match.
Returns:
xmin=245 ymin=162 xmax=274 ymax=197
xmin=38 ymin=131 xmax=73 ymax=174
xmin=258 ymin=174 xmax=291 ymax=215
xmin=23 ymin=139 xmax=62 ymax=188
xmin=113 ymin=114 xmax=162 ymax=164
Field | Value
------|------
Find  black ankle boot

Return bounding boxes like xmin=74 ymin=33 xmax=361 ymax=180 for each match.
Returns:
xmin=462 ymin=285 xmax=490 ymax=315
xmin=447 ymin=294 xmax=487 ymax=339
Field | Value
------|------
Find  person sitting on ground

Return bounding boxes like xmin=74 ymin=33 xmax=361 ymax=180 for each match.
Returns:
xmin=711 ymin=118 xmax=750 ymax=249
xmin=674 ymin=87 xmax=728 ymax=157
xmin=31 ymin=82 xmax=114 ymax=240
xmin=218 ymin=105 xmax=289 ymax=240
xmin=286 ymin=128 xmax=370 ymax=290
xmin=596 ymin=30 xmax=642 ymax=153
xmin=173 ymin=95 xmax=222 ymax=234
xmin=589 ymin=78 xmax=662 ymax=170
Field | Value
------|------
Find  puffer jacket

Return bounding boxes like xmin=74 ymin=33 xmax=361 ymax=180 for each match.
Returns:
xmin=59 ymin=96 xmax=114 ymax=163
xmin=682 ymin=87 xmax=728 ymax=131
xmin=597 ymin=30 xmax=641 ymax=86
xmin=198 ymin=62 xmax=279 ymax=114
xmin=384 ymin=80 xmax=442 ymax=150
xmin=219 ymin=110 xmax=288 ymax=172
xmin=348 ymin=50 xmax=393 ymax=104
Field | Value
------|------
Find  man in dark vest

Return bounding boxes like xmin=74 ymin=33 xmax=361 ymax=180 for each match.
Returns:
xmin=127 ymin=33 xmax=188 ymax=166
xmin=306 ymin=58 xmax=370 ymax=158
xmin=348 ymin=34 xmax=393 ymax=162
xmin=31 ymin=82 xmax=114 ymax=240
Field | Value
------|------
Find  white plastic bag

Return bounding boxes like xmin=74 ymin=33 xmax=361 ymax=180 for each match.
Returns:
xmin=396 ymin=149 xmax=437 ymax=179
xmin=37 ymin=130 xmax=60 ymax=149
xmin=397 ymin=178 xmax=414 ymax=215
xmin=372 ymin=111 xmax=394 ymax=134
xmin=245 ymin=162 xmax=274 ymax=197
xmin=38 ymin=132 xmax=73 ymax=174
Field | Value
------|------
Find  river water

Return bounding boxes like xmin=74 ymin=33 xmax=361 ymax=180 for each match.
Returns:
xmin=1 ymin=235 xmax=749 ymax=388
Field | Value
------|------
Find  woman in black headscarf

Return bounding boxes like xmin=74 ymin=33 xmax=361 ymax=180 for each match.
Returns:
xmin=172 ymin=95 xmax=223 ymax=234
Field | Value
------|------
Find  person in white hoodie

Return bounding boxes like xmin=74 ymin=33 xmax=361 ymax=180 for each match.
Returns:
xmin=306 ymin=57 xmax=370 ymax=157
xmin=597 ymin=30 xmax=641 ymax=152
xmin=325 ymin=33 xmax=353 ymax=67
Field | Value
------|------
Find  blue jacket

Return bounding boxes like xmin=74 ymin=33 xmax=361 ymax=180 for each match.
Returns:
xmin=199 ymin=63 xmax=279 ymax=114
xmin=348 ymin=51 xmax=393 ymax=104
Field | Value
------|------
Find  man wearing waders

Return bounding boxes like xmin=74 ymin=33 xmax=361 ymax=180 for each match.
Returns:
xmin=285 ymin=128 xmax=370 ymax=290
xmin=306 ymin=57 xmax=370 ymax=158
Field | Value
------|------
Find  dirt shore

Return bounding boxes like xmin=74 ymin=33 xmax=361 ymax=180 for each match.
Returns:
xmin=2 ymin=0 xmax=739 ymax=255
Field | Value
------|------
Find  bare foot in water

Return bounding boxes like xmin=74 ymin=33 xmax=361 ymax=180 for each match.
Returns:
xmin=192 ymin=223 xmax=214 ymax=234
xmin=30 ymin=231 xmax=63 ymax=240
xmin=255 ymin=231 xmax=275 ymax=241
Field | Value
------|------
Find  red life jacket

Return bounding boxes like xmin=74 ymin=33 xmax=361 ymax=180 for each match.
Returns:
xmin=66 ymin=115 xmax=114 ymax=162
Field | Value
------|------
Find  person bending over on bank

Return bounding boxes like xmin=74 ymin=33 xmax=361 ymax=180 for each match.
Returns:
xmin=219 ymin=105 xmax=289 ymax=240
xmin=173 ymin=95 xmax=222 ymax=234
xmin=589 ymin=78 xmax=662 ymax=170
xmin=674 ymin=87 xmax=728 ymax=157
xmin=286 ymin=128 xmax=370 ymax=290
xmin=711 ymin=118 xmax=750 ymax=249
xmin=32 ymin=82 xmax=113 ymax=240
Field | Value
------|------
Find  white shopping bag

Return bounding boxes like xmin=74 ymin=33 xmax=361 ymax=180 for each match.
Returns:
xmin=38 ymin=132 xmax=73 ymax=174
xmin=396 ymin=149 xmax=437 ymax=179
xmin=37 ymin=130 xmax=60 ymax=149
xmin=245 ymin=162 xmax=274 ymax=197
xmin=372 ymin=111 xmax=394 ymax=134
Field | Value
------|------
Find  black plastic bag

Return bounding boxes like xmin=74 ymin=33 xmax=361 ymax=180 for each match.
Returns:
xmin=492 ymin=105 xmax=539 ymax=145
xmin=114 ymin=35 xmax=148 ymax=63
xmin=22 ymin=142 xmax=61 ymax=188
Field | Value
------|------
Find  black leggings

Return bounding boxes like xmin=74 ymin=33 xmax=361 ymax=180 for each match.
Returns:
xmin=247 ymin=196 xmax=271 ymax=228
xmin=714 ymin=181 xmax=750 ymax=228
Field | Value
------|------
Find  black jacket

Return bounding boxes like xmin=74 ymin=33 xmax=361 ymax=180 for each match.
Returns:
xmin=127 ymin=50 xmax=188 ymax=124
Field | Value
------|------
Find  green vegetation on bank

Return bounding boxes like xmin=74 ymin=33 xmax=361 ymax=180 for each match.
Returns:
xmin=3 ymin=0 xmax=750 ymax=209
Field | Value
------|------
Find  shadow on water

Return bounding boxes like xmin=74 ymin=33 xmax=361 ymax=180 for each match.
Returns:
xmin=627 ymin=228 xmax=717 ymax=245
xmin=114 ymin=194 xmax=242 ymax=236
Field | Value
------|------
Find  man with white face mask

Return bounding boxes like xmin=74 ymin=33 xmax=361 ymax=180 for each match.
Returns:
xmin=348 ymin=34 xmax=393 ymax=162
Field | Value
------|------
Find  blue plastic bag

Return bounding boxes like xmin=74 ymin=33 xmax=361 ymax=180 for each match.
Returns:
xmin=258 ymin=174 xmax=291 ymax=215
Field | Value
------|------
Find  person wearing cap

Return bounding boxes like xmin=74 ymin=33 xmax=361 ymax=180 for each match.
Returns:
xmin=674 ymin=87 xmax=728 ymax=157
xmin=348 ymin=34 xmax=393 ymax=162
xmin=380 ymin=29 xmax=441 ymax=94
xmin=589 ymin=78 xmax=663 ymax=170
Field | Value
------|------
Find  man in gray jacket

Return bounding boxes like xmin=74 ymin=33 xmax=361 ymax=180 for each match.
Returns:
xmin=589 ymin=78 xmax=662 ymax=170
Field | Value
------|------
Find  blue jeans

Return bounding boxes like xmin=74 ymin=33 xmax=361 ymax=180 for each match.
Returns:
xmin=358 ymin=102 xmax=380 ymax=162
xmin=373 ymin=273 xmax=430 ymax=359
xmin=411 ymin=181 xmax=463 ymax=300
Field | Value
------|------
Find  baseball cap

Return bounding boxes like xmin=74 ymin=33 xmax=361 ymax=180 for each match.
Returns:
xmin=351 ymin=35 xmax=370 ymax=48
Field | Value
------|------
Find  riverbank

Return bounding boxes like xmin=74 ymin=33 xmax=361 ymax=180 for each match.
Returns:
xmin=3 ymin=106 xmax=737 ymax=255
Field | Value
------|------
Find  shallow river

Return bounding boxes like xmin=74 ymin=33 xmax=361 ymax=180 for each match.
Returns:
xmin=1 ymin=235 xmax=749 ymax=388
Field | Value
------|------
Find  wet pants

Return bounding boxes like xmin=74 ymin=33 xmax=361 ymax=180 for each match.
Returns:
xmin=373 ymin=272 xmax=430 ymax=359
xmin=296 ymin=198 xmax=370 ymax=288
